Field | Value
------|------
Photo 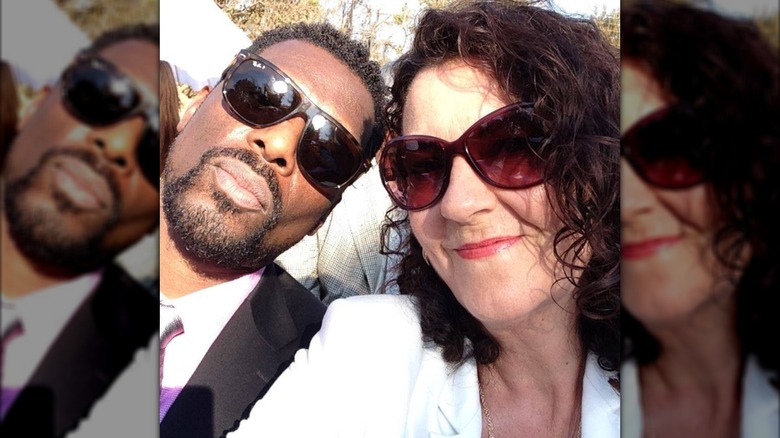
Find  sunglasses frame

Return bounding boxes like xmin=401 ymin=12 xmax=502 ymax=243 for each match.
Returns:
xmin=379 ymin=102 xmax=546 ymax=211
xmin=60 ymin=51 xmax=160 ymax=187
xmin=221 ymin=50 xmax=370 ymax=197
xmin=621 ymin=105 xmax=706 ymax=190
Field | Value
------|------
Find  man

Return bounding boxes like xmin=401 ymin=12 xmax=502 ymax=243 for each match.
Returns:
xmin=158 ymin=22 xmax=386 ymax=438
xmin=0 ymin=24 xmax=160 ymax=437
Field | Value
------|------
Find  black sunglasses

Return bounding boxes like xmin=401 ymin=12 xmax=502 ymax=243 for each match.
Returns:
xmin=60 ymin=52 xmax=160 ymax=188
xmin=621 ymin=105 xmax=707 ymax=189
xmin=379 ymin=102 xmax=546 ymax=211
xmin=221 ymin=50 xmax=370 ymax=196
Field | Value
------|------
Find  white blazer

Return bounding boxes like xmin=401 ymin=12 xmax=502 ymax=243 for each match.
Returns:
xmin=622 ymin=356 xmax=779 ymax=438
xmin=228 ymin=295 xmax=620 ymax=438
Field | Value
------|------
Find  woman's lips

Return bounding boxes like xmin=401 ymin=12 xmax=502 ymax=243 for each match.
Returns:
xmin=211 ymin=160 xmax=270 ymax=212
xmin=454 ymin=236 xmax=521 ymax=260
xmin=621 ymin=235 xmax=683 ymax=260
xmin=51 ymin=158 xmax=112 ymax=211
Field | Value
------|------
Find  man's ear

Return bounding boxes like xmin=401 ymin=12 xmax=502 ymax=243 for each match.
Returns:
xmin=17 ymin=85 xmax=50 ymax=130
xmin=177 ymin=85 xmax=211 ymax=133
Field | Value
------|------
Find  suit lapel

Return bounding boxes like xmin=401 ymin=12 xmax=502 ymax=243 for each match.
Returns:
xmin=1 ymin=264 xmax=157 ymax=438
xmin=161 ymin=264 xmax=311 ymax=438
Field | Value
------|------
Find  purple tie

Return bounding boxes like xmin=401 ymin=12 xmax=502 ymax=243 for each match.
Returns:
xmin=159 ymin=302 xmax=183 ymax=421
xmin=1 ymin=317 xmax=24 ymax=420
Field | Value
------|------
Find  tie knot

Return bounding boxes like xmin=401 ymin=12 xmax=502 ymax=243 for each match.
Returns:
xmin=160 ymin=302 xmax=184 ymax=349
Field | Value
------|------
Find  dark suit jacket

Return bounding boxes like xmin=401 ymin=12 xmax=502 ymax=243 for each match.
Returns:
xmin=0 ymin=263 xmax=158 ymax=438
xmin=160 ymin=263 xmax=326 ymax=438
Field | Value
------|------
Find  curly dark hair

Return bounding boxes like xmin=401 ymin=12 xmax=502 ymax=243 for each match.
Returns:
xmin=220 ymin=22 xmax=388 ymax=158
xmin=621 ymin=1 xmax=780 ymax=378
xmin=382 ymin=0 xmax=621 ymax=373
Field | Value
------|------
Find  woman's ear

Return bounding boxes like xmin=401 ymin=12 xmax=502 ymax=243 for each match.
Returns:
xmin=177 ymin=85 xmax=211 ymax=133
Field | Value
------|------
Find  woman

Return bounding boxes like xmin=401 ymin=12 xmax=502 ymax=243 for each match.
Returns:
xmin=229 ymin=2 xmax=620 ymax=436
xmin=621 ymin=2 xmax=779 ymax=437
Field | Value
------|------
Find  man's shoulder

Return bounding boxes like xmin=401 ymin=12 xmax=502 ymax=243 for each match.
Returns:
xmin=249 ymin=263 xmax=326 ymax=337
xmin=93 ymin=262 xmax=157 ymax=335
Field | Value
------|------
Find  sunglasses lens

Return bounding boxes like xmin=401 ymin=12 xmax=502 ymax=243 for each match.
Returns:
xmin=298 ymin=115 xmax=363 ymax=188
xmin=63 ymin=59 xmax=139 ymax=125
xmin=467 ymin=110 xmax=545 ymax=188
xmin=624 ymin=110 xmax=705 ymax=188
xmin=381 ymin=140 xmax=446 ymax=210
xmin=223 ymin=60 xmax=301 ymax=125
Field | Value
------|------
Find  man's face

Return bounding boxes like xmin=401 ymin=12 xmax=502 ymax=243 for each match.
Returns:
xmin=162 ymin=40 xmax=375 ymax=272
xmin=3 ymin=40 xmax=160 ymax=271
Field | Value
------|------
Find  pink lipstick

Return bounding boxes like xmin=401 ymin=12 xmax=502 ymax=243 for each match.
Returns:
xmin=454 ymin=237 xmax=521 ymax=260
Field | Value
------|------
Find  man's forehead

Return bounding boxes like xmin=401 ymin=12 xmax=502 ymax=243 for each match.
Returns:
xmin=95 ymin=39 xmax=159 ymax=95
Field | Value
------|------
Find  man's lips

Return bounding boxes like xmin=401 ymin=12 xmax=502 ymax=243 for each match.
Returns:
xmin=51 ymin=157 xmax=112 ymax=211
xmin=453 ymin=236 xmax=522 ymax=260
xmin=621 ymin=235 xmax=683 ymax=260
xmin=211 ymin=159 xmax=270 ymax=212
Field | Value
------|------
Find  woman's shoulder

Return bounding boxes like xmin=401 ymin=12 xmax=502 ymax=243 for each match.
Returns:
xmin=314 ymin=294 xmax=423 ymax=352
xmin=324 ymin=294 xmax=420 ymax=328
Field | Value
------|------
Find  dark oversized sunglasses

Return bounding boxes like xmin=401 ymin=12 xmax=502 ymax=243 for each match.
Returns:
xmin=621 ymin=105 xmax=706 ymax=189
xmin=379 ymin=102 xmax=546 ymax=211
xmin=60 ymin=53 xmax=160 ymax=188
xmin=221 ymin=50 xmax=370 ymax=196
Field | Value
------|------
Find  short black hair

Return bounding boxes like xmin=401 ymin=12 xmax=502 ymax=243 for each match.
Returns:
xmin=89 ymin=22 xmax=159 ymax=52
xmin=244 ymin=22 xmax=387 ymax=157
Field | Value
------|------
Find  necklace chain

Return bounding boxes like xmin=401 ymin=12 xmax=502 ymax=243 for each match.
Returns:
xmin=479 ymin=381 xmax=497 ymax=438
xmin=478 ymin=381 xmax=582 ymax=438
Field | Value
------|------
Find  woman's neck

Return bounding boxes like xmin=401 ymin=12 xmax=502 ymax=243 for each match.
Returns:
xmin=478 ymin=307 xmax=584 ymax=437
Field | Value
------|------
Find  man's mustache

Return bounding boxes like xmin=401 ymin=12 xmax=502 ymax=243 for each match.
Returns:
xmin=15 ymin=148 xmax=121 ymax=206
xmin=196 ymin=147 xmax=268 ymax=177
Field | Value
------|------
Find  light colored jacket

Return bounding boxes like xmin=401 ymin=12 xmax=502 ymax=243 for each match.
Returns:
xmin=622 ymin=356 xmax=779 ymax=438
xmin=229 ymin=294 xmax=620 ymax=437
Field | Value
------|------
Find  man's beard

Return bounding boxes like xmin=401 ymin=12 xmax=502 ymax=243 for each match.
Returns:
xmin=3 ymin=149 xmax=120 ymax=273
xmin=162 ymin=147 xmax=284 ymax=273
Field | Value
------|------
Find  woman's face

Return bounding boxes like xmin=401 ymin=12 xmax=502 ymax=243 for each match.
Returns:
xmin=404 ymin=61 xmax=570 ymax=329
xmin=621 ymin=62 xmax=736 ymax=328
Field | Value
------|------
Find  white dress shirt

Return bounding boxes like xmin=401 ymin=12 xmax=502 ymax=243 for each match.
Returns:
xmin=1 ymin=271 xmax=100 ymax=415
xmin=159 ymin=268 xmax=264 ymax=419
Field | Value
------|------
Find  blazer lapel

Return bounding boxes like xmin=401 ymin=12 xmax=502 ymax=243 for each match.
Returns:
xmin=741 ymin=356 xmax=779 ymax=438
xmin=161 ymin=264 xmax=313 ymax=438
xmin=1 ymin=264 xmax=157 ymax=438
xmin=432 ymin=360 xmax=481 ymax=438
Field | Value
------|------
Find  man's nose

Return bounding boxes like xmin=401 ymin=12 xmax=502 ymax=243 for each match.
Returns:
xmin=246 ymin=116 xmax=307 ymax=179
xmin=86 ymin=117 xmax=146 ymax=176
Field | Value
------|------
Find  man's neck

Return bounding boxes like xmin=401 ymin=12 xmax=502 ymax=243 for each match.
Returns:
xmin=159 ymin=215 xmax=255 ymax=299
xmin=1 ymin=216 xmax=81 ymax=298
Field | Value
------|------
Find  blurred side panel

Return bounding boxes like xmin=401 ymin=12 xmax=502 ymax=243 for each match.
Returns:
xmin=620 ymin=1 xmax=779 ymax=438
xmin=1 ymin=1 xmax=160 ymax=437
